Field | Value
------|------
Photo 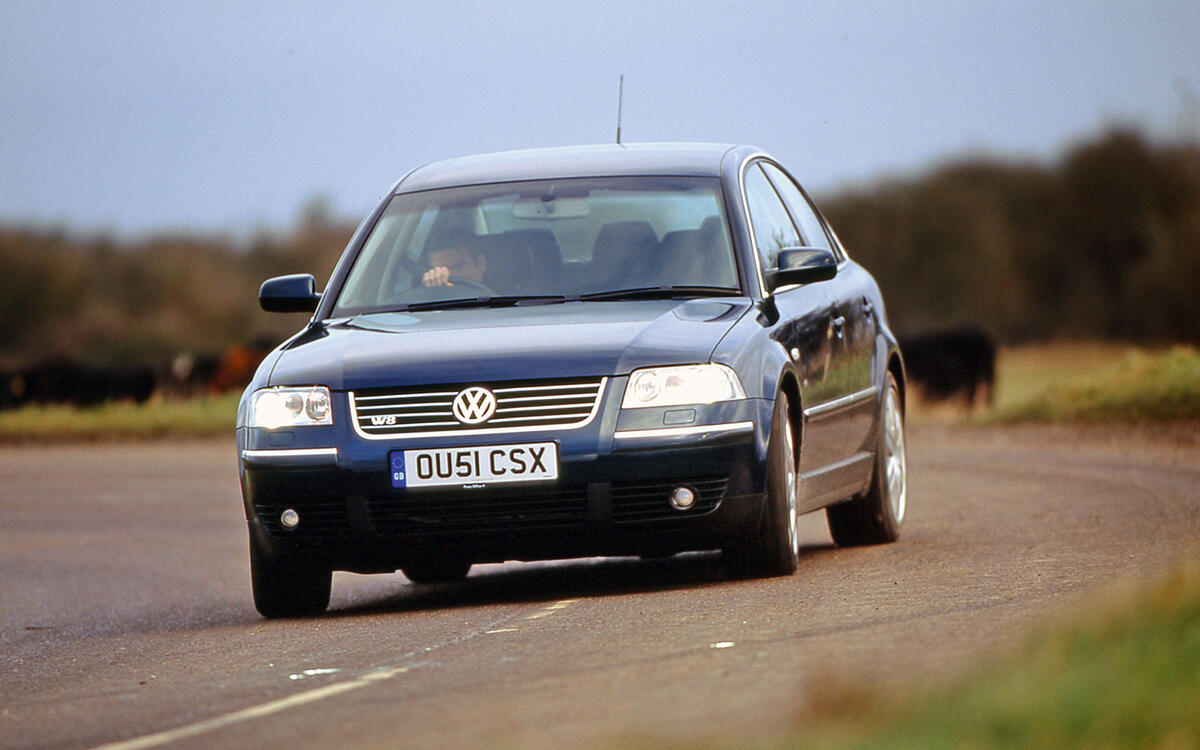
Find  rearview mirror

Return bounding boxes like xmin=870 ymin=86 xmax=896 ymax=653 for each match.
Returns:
xmin=766 ymin=247 xmax=838 ymax=291
xmin=259 ymin=274 xmax=321 ymax=313
xmin=511 ymin=197 xmax=590 ymax=219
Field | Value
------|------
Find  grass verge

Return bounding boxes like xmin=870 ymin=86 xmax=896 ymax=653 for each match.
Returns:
xmin=0 ymin=392 xmax=239 ymax=443
xmin=984 ymin=344 xmax=1200 ymax=423
xmin=786 ymin=558 xmax=1200 ymax=749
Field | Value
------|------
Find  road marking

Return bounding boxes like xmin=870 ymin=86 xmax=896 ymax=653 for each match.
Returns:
xmin=287 ymin=667 xmax=341 ymax=680
xmin=710 ymin=641 xmax=735 ymax=649
xmin=90 ymin=608 xmax=534 ymax=750
xmin=89 ymin=667 xmax=407 ymax=750
xmin=525 ymin=598 xmax=578 ymax=620
xmin=486 ymin=627 xmax=520 ymax=634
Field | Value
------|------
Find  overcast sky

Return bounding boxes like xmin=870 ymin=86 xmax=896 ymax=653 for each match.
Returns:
xmin=1 ymin=0 xmax=1197 ymax=237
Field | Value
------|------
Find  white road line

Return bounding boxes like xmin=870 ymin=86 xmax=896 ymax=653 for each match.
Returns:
xmin=89 ymin=667 xmax=407 ymax=750
xmin=524 ymin=598 xmax=579 ymax=620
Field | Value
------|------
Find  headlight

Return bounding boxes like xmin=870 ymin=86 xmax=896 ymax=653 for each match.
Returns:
xmin=621 ymin=364 xmax=746 ymax=409
xmin=249 ymin=387 xmax=333 ymax=429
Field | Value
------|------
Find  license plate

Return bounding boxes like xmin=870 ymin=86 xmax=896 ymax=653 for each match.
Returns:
xmin=390 ymin=442 xmax=558 ymax=489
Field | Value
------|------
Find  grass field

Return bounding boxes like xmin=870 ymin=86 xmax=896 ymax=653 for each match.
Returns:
xmin=985 ymin=343 xmax=1200 ymax=423
xmin=779 ymin=558 xmax=1200 ymax=749
xmin=0 ymin=392 xmax=240 ymax=442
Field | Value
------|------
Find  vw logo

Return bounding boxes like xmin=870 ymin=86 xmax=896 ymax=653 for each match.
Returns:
xmin=452 ymin=386 xmax=497 ymax=424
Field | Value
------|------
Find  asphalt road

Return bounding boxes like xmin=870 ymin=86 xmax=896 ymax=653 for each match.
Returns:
xmin=2 ymin=424 xmax=1197 ymax=749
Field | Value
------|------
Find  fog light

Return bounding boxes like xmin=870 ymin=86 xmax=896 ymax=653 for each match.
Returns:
xmin=669 ymin=487 xmax=696 ymax=510
xmin=280 ymin=508 xmax=300 ymax=529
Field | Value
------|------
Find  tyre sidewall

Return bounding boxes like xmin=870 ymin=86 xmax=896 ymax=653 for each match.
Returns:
xmin=762 ymin=392 xmax=799 ymax=575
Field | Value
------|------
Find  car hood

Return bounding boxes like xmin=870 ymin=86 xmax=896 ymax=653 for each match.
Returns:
xmin=268 ymin=299 xmax=751 ymax=390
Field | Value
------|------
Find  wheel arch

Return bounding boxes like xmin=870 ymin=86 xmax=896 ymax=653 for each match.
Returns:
xmin=886 ymin=350 xmax=906 ymax=417
xmin=777 ymin=369 xmax=803 ymax=465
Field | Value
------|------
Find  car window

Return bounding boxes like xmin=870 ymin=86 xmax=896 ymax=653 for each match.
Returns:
xmin=330 ymin=176 xmax=740 ymax=316
xmin=760 ymin=162 xmax=836 ymax=256
xmin=742 ymin=163 xmax=800 ymax=270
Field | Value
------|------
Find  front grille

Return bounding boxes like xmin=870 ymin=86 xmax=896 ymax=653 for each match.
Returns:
xmin=350 ymin=377 xmax=605 ymax=438
xmin=610 ymin=476 xmax=728 ymax=523
xmin=369 ymin=485 xmax=590 ymax=537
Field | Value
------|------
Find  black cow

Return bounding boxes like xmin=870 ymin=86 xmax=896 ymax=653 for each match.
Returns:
xmin=898 ymin=327 xmax=996 ymax=409
xmin=18 ymin=358 xmax=157 ymax=408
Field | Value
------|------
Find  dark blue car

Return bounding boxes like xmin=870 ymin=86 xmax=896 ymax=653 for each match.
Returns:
xmin=238 ymin=143 xmax=907 ymax=617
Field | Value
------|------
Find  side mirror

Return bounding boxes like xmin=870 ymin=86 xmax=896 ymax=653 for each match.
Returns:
xmin=766 ymin=247 xmax=838 ymax=290
xmin=259 ymin=274 xmax=321 ymax=313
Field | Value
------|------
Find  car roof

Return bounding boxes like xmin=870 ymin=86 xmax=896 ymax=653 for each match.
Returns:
xmin=394 ymin=142 xmax=760 ymax=194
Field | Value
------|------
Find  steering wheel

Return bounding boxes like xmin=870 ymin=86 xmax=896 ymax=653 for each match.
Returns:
xmin=445 ymin=276 xmax=495 ymax=295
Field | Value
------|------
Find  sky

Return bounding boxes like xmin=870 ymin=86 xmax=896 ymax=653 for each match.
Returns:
xmin=1 ymin=0 xmax=1197 ymax=237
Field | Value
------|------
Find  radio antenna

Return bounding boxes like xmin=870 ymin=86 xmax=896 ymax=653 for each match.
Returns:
xmin=615 ymin=74 xmax=624 ymax=144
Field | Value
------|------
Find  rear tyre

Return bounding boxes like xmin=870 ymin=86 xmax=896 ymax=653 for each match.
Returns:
xmin=250 ymin=540 xmax=332 ymax=618
xmin=724 ymin=392 xmax=799 ymax=577
xmin=827 ymin=372 xmax=906 ymax=546
xmin=401 ymin=559 xmax=472 ymax=584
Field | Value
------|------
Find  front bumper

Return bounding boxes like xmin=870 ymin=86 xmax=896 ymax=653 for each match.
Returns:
xmin=238 ymin=392 xmax=772 ymax=572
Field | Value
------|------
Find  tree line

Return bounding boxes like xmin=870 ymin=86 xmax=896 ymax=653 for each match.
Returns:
xmin=0 ymin=200 xmax=353 ymax=369
xmin=1 ymin=127 xmax=1197 ymax=372
xmin=821 ymin=127 xmax=1200 ymax=343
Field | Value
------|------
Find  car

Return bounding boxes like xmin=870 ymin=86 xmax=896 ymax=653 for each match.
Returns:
xmin=237 ymin=143 xmax=907 ymax=617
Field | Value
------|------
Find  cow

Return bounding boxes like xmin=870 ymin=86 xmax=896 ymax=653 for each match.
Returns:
xmin=208 ymin=338 xmax=274 ymax=394
xmin=897 ymin=326 xmax=996 ymax=410
xmin=0 ymin=369 xmax=27 ymax=411
xmin=165 ymin=352 xmax=221 ymax=399
xmin=16 ymin=358 xmax=157 ymax=408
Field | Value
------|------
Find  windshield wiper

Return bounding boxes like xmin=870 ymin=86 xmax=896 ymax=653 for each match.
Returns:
xmin=400 ymin=294 xmax=569 ymax=312
xmin=578 ymin=285 xmax=741 ymax=301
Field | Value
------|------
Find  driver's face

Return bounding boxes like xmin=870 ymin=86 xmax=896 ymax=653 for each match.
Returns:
xmin=430 ymin=247 xmax=486 ymax=282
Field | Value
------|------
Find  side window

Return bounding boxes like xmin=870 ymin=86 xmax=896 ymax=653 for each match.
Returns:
xmin=743 ymin=163 xmax=800 ymax=269
xmin=760 ymin=162 xmax=836 ymax=256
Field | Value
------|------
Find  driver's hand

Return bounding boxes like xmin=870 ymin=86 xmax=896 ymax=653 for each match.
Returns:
xmin=422 ymin=266 xmax=452 ymax=287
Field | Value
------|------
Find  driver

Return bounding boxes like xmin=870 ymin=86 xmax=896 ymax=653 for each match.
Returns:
xmin=422 ymin=232 xmax=487 ymax=288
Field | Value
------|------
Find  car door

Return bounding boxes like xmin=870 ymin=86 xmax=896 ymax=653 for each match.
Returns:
xmin=762 ymin=163 xmax=876 ymax=463
xmin=741 ymin=162 xmax=842 ymax=478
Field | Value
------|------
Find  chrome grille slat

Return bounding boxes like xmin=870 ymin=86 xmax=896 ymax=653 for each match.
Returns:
xmin=506 ymin=395 xmax=592 ymax=401
xmin=354 ymin=391 xmax=458 ymax=401
xmin=492 ymin=384 xmax=597 ymax=393
xmin=354 ymin=405 xmax=452 ymax=414
xmin=493 ymin=403 xmax=593 ymax=414
xmin=361 ymin=420 xmax=460 ymax=431
xmin=488 ymin=414 xmax=591 ymax=424
xmin=350 ymin=378 xmax=605 ymax=438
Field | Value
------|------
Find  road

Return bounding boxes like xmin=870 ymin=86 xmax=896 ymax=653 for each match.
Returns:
xmin=1 ymin=424 xmax=1197 ymax=749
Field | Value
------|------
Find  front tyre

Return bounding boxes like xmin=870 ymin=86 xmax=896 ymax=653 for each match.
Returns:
xmin=250 ymin=539 xmax=332 ymax=618
xmin=725 ymin=392 xmax=799 ymax=577
xmin=827 ymin=372 xmax=906 ymax=546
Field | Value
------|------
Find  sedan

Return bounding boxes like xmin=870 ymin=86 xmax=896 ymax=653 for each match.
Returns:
xmin=238 ymin=143 xmax=907 ymax=617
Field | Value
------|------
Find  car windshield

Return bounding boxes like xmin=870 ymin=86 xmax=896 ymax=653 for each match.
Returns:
xmin=330 ymin=176 xmax=740 ymax=316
